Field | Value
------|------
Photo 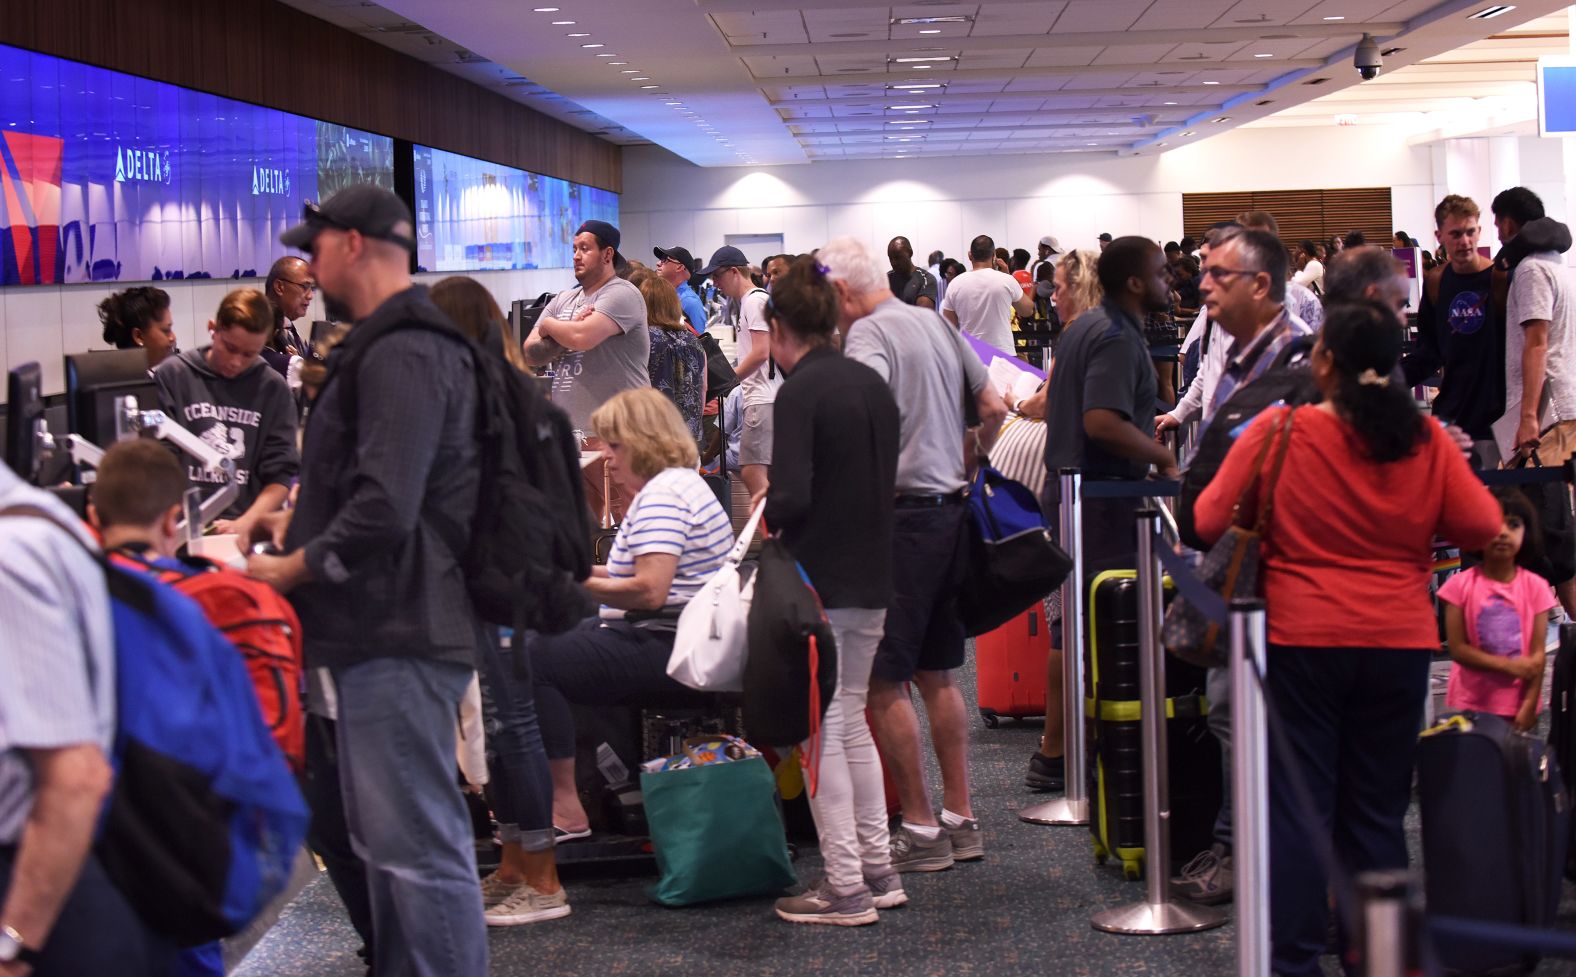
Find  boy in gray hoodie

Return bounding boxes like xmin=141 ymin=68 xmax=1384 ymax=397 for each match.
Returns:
xmin=154 ymin=287 xmax=299 ymax=543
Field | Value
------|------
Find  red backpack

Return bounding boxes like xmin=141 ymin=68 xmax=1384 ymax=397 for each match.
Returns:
xmin=111 ymin=549 xmax=305 ymax=770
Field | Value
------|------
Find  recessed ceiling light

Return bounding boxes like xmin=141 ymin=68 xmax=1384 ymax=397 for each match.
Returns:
xmin=892 ymin=56 xmax=954 ymax=63
xmin=609 ymin=61 xmax=627 ymax=65
xmin=1202 ymin=80 xmax=1221 ymax=85
xmin=1254 ymin=53 xmax=1274 ymax=58
xmin=892 ymin=15 xmax=970 ymax=25
xmin=1163 ymin=101 xmax=1178 ymax=105
xmin=596 ymin=53 xmax=616 ymax=57
xmin=581 ymin=43 xmax=603 ymax=48
xmin=888 ymin=103 xmax=935 ymax=110
xmin=551 ymin=20 xmax=574 ymax=24
xmin=641 ymin=84 xmax=659 ymax=89
xmin=567 ymin=32 xmax=589 ymax=37
xmin=919 ymin=28 xmax=942 ymax=34
xmin=888 ymin=83 xmax=944 ymax=90
xmin=1322 ymin=15 xmax=1346 ymax=20
xmin=633 ymin=76 xmax=650 ymax=80
xmin=621 ymin=69 xmax=639 ymax=73
xmin=1468 ymin=4 xmax=1516 ymax=18
xmin=533 ymin=6 xmax=559 ymax=10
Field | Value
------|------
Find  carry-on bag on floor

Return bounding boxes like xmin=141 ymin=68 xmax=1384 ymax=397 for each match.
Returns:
xmin=1085 ymin=570 xmax=1221 ymax=880
xmin=1419 ymin=711 xmax=1568 ymax=975
xmin=976 ymin=605 xmax=1051 ymax=727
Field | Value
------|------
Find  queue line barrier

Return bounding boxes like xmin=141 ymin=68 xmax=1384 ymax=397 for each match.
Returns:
xmin=1029 ymin=460 xmax=1576 ymax=976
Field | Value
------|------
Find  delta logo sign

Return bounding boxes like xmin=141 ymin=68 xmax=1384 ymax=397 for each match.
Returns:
xmin=114 ymin=144 xmax=172 ymax=185
xmin=252 ymin=165 xmax=290 ymax=197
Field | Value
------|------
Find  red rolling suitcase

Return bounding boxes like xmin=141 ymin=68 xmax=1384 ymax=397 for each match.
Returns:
xmin=975 ymin=605 xmax=1051 ymax=728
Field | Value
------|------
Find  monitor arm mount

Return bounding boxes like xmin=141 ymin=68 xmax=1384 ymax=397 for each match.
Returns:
xmin=43 ymin=395 xmax=239 ymax=534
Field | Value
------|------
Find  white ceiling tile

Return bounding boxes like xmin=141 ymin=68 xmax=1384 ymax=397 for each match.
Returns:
xmin=711 ymin=12 xmax=809 ymax=45
xmin=1022 ymin=47 xmax=1102 ymax=67
xmin=1133 ymin=0 xmax=1238 ymax=30
xmin=1092 ymin=43 xmax=1177 ymax=65
xmin=1050 ymin=0 xmax=1156 ymax=33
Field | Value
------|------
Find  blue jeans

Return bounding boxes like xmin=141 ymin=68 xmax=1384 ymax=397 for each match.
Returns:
xmin=476 ymin=629 xmax=554 ymax=852
xmin=333 ymin=657 xmax=488 ymax=977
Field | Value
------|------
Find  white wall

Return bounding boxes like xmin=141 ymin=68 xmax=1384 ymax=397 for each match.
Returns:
xmin=620 ymin=125 xmax=1440 ymax=267
xmin=0 ymin=267 xmax=577 ymax=403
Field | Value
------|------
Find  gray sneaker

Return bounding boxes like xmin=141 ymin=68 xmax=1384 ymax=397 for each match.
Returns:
xmin=946 ymin=817 xmax=984 ymax=861
xmin=1169 ymin=843 xmax=1234 ymax=905
xmin=479 ymin=871 xmax=524 ymax=909
xmin=774 ymin=879 xmax=879 ymax=926
xmin=888 ymin=824 xmax=955 ymax=873
xmin=485 ymin=883 xmax=572 ymax=926
xmin=862 ymin=867 xmax=908 ymax=909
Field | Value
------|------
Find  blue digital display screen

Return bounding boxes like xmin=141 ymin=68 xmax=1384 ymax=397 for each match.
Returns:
xmin=1543 ymin=64 xmax=1576 ymax=135
xmin=411 ymin=144 xmax=619 ymax=272
xmin=0 ymin=42 xmax=394 ymax=286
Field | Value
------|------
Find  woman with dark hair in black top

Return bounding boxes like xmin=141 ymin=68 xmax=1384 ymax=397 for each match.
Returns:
xmin=98 ymin=286 xmax=176 ymax=369
xmin=763 ymin=257 xmax=904 ymax=926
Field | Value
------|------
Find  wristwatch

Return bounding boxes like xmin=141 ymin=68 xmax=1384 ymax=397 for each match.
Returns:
xmin=0 ymin=924 xmax=38 ymax=966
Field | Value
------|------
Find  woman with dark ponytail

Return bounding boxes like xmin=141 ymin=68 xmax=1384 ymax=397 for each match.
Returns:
xmin=762 ymin=256 xmax=904 ymax=925
xmin=1193 ymin=299 xmax=1502 ymax=977
xmin=98 ymin=286 xmax=176 ymax=370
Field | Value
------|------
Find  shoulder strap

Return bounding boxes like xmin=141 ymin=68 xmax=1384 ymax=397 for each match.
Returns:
xmin=1424 ymin=265 xmax=1444 ymax=308
xmin=1251 ymin=409 xmax=1296 ymax=534
xmin=1227 ymin=409 xmax=1287 ymax=528
xmin=729 ymin=501 xmax=767 ymax=563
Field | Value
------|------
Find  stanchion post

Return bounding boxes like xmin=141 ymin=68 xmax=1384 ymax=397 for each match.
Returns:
xmin=1231 ymin=598 xmax=1270 ymax=977
xmin=1021 ymin=469 xmax=1089 ymax=826
xmin=1092 ymin=505 xmax=1228 ymax=935
xmin=1355 ymin=869 xmax=1424 ymax=977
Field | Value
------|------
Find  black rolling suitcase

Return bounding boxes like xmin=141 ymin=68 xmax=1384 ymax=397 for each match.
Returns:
xmin=1419 ymin=711 xmax=1568 ymax=974
xmin=1085 ymin=570 xmax=1222 ymax=879
xmin=1552 ymin=622 xmax=1576 ymax=881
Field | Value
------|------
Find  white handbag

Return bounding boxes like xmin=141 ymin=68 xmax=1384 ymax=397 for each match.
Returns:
xmin=668 ymin=500 xmax=766 ymax=691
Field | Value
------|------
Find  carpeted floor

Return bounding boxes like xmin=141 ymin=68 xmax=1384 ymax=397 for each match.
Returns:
xmin=236 ymin=653 xmax=1576 ymax=977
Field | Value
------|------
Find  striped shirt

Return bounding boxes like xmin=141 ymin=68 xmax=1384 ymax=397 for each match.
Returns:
xmin=0 ymin=467 xmax=116 ymax=845
xmin=600 ymin=467 xmax=732 ymax=622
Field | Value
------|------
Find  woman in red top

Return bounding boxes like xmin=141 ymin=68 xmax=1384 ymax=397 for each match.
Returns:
xmin=1195 ymin=300 xmax=1500 ymax=977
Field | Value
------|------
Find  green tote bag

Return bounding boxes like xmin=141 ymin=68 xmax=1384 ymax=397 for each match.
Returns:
xmin=641 ymin=741 xmax=796 ymax=907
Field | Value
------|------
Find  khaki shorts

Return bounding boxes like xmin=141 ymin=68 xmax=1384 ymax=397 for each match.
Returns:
xmin=741 ymin=403 xmax=774 ymax=467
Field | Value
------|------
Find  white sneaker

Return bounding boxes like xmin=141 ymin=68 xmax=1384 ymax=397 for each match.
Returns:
xmin=485 ymin=883 xmax=572 ymax=926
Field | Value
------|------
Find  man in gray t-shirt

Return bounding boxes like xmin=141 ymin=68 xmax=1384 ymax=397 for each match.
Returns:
xmin=525 ymin=220 xmax=650 ymax=518
xmin=826 ymin=236 xmax=1006 ymax=873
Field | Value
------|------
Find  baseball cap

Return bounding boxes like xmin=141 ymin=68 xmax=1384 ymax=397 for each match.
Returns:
xmin=697 ymin=245 xmax=750 ymax=277
xmin=280 ymin=185 xmax=416 ymax=254
xmin=653 ymin=245 xmax=696 ymax=271
xmin=576 ymin=220 xmax=624 ymax=264
xmin=1039 ymin=235 xmax=1062 ymax=253
xmin=1098 ymin=232 xmax=1113 ymax=243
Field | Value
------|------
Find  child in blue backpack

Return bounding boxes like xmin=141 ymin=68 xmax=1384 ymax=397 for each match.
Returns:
xmin=1438 ymin=488 xmax=1559 ymax=731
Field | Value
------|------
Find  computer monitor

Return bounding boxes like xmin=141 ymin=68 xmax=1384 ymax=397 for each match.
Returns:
xmin=65 ymin=349 xmax=159 ymax=448
xmin=4 ymin=362 xmax=45 ymax=482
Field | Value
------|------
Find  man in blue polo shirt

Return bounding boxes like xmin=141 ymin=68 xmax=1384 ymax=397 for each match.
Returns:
xmin=654 ymin=245 xmax=708 ymax=334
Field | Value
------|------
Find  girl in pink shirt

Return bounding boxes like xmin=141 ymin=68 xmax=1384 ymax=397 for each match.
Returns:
xmin=1438 ymin=488 xmax=1558 ymax=731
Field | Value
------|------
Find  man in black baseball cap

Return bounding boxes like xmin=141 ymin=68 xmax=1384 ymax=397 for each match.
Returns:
xmin=653 ymin=245 xmax=706 ymax=333
xmin=253 ymin=180 xmax=497 ymax=970
xmin=575 ymin=219 xmax=625 ymax=269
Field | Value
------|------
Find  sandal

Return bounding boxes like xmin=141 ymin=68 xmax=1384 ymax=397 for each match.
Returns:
xmin=554 ymin=824 xmax=592 ymax=843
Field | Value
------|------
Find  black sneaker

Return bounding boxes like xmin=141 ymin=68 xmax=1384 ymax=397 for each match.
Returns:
xmin=1025 ymin=752 xmax=1065 ymax=791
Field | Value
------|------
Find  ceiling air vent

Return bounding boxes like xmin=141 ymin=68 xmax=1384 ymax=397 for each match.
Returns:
xmin=1302 ymin=77 xmax=1330 ymax=85
xmin=1255 ymin=99 xmax=1273 ymax=106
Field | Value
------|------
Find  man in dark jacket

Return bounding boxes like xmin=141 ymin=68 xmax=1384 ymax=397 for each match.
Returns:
xmin=248 ymin=185 xmax=488 ymax=977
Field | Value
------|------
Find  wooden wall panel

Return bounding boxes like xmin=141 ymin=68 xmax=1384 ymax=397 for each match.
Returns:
xmin=0 ymin=0 xmax=622 ymax=193
xmin=1183 ymin=188 xmax=1393 ymax=251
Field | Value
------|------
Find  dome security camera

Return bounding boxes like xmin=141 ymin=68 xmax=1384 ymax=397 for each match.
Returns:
xmin=1354 ymin=34 xmax=1382 ymax=80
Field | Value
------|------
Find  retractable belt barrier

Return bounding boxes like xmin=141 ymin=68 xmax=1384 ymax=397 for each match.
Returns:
xmin=1041 ymin=461 xmax=1576 ymax=975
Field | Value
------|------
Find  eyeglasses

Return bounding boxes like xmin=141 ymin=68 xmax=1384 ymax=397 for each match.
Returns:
xmin=280 ymin=277 xmax=316 ymax=294
xmin=1200 ymin=266 xmax=1261 ymax=283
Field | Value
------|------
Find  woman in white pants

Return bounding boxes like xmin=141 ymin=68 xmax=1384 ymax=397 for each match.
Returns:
xmin=761 ymin=256 xmax=904 ymax=926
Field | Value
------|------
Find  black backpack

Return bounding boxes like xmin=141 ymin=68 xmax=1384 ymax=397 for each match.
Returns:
xmin=336 ymin=314 xmax=593 ymax=631
xmin=1176 ymin=337 xmax=1318 ymax=551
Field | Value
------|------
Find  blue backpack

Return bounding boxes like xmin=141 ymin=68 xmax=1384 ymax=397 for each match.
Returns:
xmin=3 ymin=506 xmax=309 ymax=946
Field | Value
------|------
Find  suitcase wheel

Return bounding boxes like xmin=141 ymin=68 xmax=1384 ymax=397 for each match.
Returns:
xmin=1122 ymin=859 xmax=1141 ymax=882
xmin=979 ymin=709 xmax=1000 ymax=729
